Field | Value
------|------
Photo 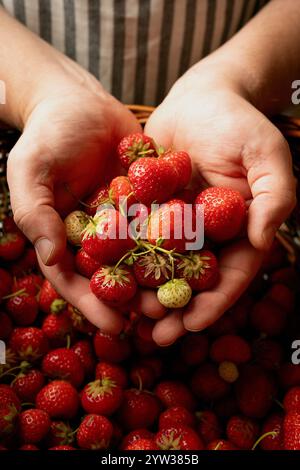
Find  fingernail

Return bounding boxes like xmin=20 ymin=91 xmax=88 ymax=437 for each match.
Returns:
xmin=263 ymin=226 xmax=276 ymax=250
xmin=35 ymin=238 xmax=54 ymax=265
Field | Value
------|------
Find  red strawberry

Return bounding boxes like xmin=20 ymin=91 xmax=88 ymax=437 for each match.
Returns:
xmin=271 ymin=266 xmax=299 ymax=287
xmin=75 ymin=248 xmax=100 ymax=278
xmin=250 ymin=298 xmax=287 ymax=336
xmin=0 ymin=232 xmax=26 ymax=261
xmin=226 ymin=415 xmax=259 ymax=449
xmin=12 ymin=369 xmax=45 ymax=402
xmin=93 ymin=331 xmax=131 ymax=363
xmin=155 ymin=381 xmax=197 ymax=412
xmin=214 ymin=395 xmax=239 ymax=419
xmin=283 ymin=412 xmax=300 ymax=450
xmin=2 ymin=216 xmax=18 ymax=233
xmin=130 ymin=364 xmax=155 ymax=390
xmin=235 ymin=365 xmax=276 ymax=418
xmin=156 ymin=425 xmax=204 ymax=450
xmin=42 ymin=348 xmax=85 ymax=388
xmin=159 ymin=151 xmax=192 ymax=192
xmin=180 ymin=334 xmax=209 ymax=366
xmin=260 ymin=413 xmax=283 ymax=450
xmin=140 ymin=357 xmax=162 ymax=380
xmin=266 ymin=283 xmax=295 ymax=313
xmin=6 ymin=291 xmax=38 ymax=326
xmin=0 ymin=404 xmax=19 ymax=437
xmin=120 ymin=429 xmax=154 ymax=450
xmin=135 ymin=316 xmax=155 ymax=342
xmin=76 ymin=414 xmax=113 ymax=450
xmin=9 ymin=327 xmax=49 ymax=361
xmin=279 ymin=363 xmax=300 ymax=389
xmin=39 ymin=279 xmax=66 ymax=315
xmin=252 ymin=338 xmax=283 ymax=371
xmin=191 ymin=363 xmax=230 ymax=401
xmin=95 ymin=362 xmax=127 ymax=389
xmin=19 ymin=444 xmax=39 ymax=450
xmin=84 ymin=185 xmax=110 ymax=216
xmin=197 ymin=410 xmax=221 ymax=444
xmin=133 ymin=252 xmax=171 ymax=288
xmin=81 ymin=209 xmax=134 ymax=264
xmin=0 ymin=311 xmax=13 ymax=339
xmin=109 ymin=176 xmax=137 ymax=211
xmin=176 ymin=250 xmax=219 ymax=291
xmin=118 ymin=389 xmax=161 ymax=430
xmin=283 ymin=387 xmax=300 ymax=412
xmin=118 ymin=132 xmax=156 ymax=169
xmin=0 ymin=268 xmax=12 ymax=301
xmin=36 ymin=380 xmax=79 ymax=419
xmin=210 ymin=334 xmax=251 ymax=364
xmin=9 ymin=247 xmax=37 ymax=277
xmin=90 ymin=265 xmax=137 ymax=306
xmin=42 ymin=312 xmax=72 ymax=343
xmin=128 ymin=157 xmax=178 ymax=206
xmin=0 ymin=385 xmax=21 ymax=410
xmin=195 ymin=187 xmax=246 ymax=242
xmin=49 ymin=445 xmax=76 ymax=450
xmin=66 ymin=304 xmax=97 ymax=335
xmin=147 ymin=199 xmax=195 ymax=253
xmin=159 ymin=406 xmax=195 ymax=430
xmin=71 ymin=340 xmax=96 ymax=377
xmin=13 ymin=274 xmax=42 ymax=296
xmin=46 ymin=421 xmax=75 ymax=447
xmin=81 ymin=378 xmax=123 ymax=416
xmin=206 ymin=439 xmax=237 ymax=450
xmin=126 ymin=439 xmax=159 ymax=450
xmin=18 ymin=409 xmax=51 ymax=444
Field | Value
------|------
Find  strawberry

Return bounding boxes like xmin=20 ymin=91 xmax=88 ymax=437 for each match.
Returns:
xmin=267 ymin=283 xmax=295 ymax=313
xmin=133 ymin=252 xmax=171 ymax=288
xmin=84 ymin=185 xmax=110 ymax=216
xmin=283 ymin=412 xmax=300 ymax=450
xmin=38 ymin=279 xmax=67 ymax=315
xmin=9 ymin=247 xmax=37 ymax=277
xmin=95 ymin=362 xmax=128 ymax=389
xmin=109 ymin=176 xmax=137 ymax=211
xmin=128 ymin=157 xmax=178 ymax=206
xmin=93 ymin=331 xmax=131 ymax=363
xmin=118 ymin=389 xmax=161 ymax=430
xmin=42 ymin=348 xmax=85 ymax=388
xmin=235 ymin=365 xmax=276 ymax=418
xmin=271 ymin=266 xmax=299 ymax=288
xmin=46 ymin=421 xmax=75 ymax=447
xmin=176 ymin=250 xmax=219 ymax=291
xmin=259 ymin=413 xmax=283 ymax=450
xmin=159 ymin=150 xmax=192 ymax=192
xmin=159 ymin=406 xmax=196 ymax=430
xmin=135 ymin=316 xmax=155 ymax=342
xmin=75 ymin=248 xmax=100 ymax=278
xmin=191 ymin=363 xmax=230 ymax=401
xmin=0 ymin=404 xmax=19 ymax=437
xmin=2 ymin=215 xmax=18 ymax=233
xmin=206 ymin=439 xmax=237 ymax=450
xmin=81 ymin=209 xmax=134 ymax=264
xmin=180 ymin=334 xmax=209 ymax=366
xmin=49 ymin=445 xmax=76 ymax=450
xmin=140 ymin=357 xmax=163 ymax=380
xmin=13 ymin=273 xmax=42 ymax=296
xmin=90 ymin=265 xmax=137 ymax=306
xmin=0 ymin=268 xmax=12 ymax=301
xmin=117 ymin=132 xmax=156 ymax=169
xmin=250 ymin=298 xmax=287 ymax=336
xmin=155 ymin=381 xmax=196 ymax=411
xmin=156 ymin=425 xmax=204 ymax=450
xmin=81 ymin=378 xmax=123 ymax=416
xmin=12 ymin=369 xmax=45 ymax=402
xmin=6 ymin=291 xmax=38 ymax=326
xmin=226 ymin=415 xmax=259 ymax=449
xmin=0 ymin=385 xmax=21 ymax=410
xmin=210 ymin=334 xmax=251 ymax=364
xmin=36 ymin=380 xmax=79 ymax=419
xmin=126 ymin=439 xmax=159 ymax=450
xmin=120 ymin=429 xmax=154 ymax=450
xmin=157 ymin=278 xmax=192 ymax=308
xmin=133 ymin=336 xmax=158 ymax=356
xmin=19 ymin=444 xmax=39 ymax=450
xmin=71 ymin=340 xmax=96 ymax=377
xmin=195 ymin=187 xmax=246 ymax=242
xmin=279 ymin=363 xmax=300 ymax=389
xmin=218 ymin=361 xmax=239 ymax=383
xmin=66 ymin=304 xmax=97 ymax=335
xmin=0 ymin=311 xmax=13 ymax=339
xmin=18 ymin=409 xmax=51 ymax=444
xmin=76 ymin=414 xmax=113 ymax=450
xmin=283 ymin=386 xmax=300 ymax=412
xmin=197 ymin=410 xmax=221 ymax=444
xmin=9 ymin=327 xmax=49 ymax=361
xmin=64 ymin=210 xmax=90 ymax=246
xmin=42 ymin=312 xmax=73 ymax=343
xmin=252 ymin=338 xmax=283 ymax=371
xmin=130 ymin=364 xmax=155 ymax=390
xmin=0 ymin=232 xmax=26 ymax=261
xmin=147 ymin=199 xmax=195 ymax=253
xmin=214 ymin=395 xmax=239 ymax=419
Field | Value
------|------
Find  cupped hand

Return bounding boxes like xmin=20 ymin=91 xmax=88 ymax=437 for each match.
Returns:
xmin=7 ymin=61 xmax=165 ymax=333
xmin=145 ymin=69 xmax=296 ymax=345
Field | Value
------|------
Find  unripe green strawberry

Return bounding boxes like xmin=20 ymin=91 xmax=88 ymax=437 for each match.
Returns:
xmin=157 ymin=279 xmax=192 ymax=308
xmin=64 ymin=210 xmax=90 ymax=246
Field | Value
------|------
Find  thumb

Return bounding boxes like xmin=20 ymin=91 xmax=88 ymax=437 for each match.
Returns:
xmin=7 ymin=134 xmax=66 ymax=266
xmin=144 ymin=104 xmax=174 ymax=149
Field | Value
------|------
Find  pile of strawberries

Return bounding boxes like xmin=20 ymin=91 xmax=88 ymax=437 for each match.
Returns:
xmin=0 ymin=133 xmax=300 ymax=451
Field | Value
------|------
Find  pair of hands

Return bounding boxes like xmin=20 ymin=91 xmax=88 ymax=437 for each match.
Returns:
xmin=7 ymin=57 xmax=296 ymax=346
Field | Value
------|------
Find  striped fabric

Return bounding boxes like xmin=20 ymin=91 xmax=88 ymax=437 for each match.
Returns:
xmin=1 ymin=0 xmax=270 ymax=105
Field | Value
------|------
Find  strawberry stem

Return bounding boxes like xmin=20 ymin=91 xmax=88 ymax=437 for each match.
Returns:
xmin=2 ymin=288 xmax=26 ymax=300
xmin=251 ymin=431 xmax=279 ymax=450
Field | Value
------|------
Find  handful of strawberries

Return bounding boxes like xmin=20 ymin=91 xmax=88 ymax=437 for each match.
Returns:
xmin=64 ymin=132 xmax=247 ymax=310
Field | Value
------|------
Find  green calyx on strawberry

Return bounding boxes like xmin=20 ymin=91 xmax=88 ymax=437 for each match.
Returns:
xmin=133 ymin=252 xmax=172 ymax=288
xmin=81 ymin=377 xmax=123 ymax=416
xmin=118 ymin=133 xmax=156 ymax=170
xmin=157 ymin=278 xmax=192 ymax=309
xmin=90 ymin=265 xmax=137 ymax=306
xmin=176 ymin=250 xmax=219 ymax=291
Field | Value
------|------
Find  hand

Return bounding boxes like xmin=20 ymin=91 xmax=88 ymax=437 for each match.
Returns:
xmin=144 ymin=65 xmax=296 ymax=345
xmin=7 ymin=59 xmax=165 ymax=334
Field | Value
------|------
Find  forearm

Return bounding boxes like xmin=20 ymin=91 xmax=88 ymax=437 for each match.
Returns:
xmin=191 ymin=0 xmax=300 ymax=114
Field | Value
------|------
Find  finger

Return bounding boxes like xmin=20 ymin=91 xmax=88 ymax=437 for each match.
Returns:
xmin=245 ymin=129 xmax=296 ymax=250
xmin=7 ymin=133 xmax=66 ymax=266
xmin=131 ymin=289 xmax=167 ymax=320
xmin=144 ymin=105 xmax=174 ymax=148
xmin=183 ymin=239 xmax=263 ymax=332
xmin=152 ymin=310 xmax=186 ymax=346
xmin=38 ymin=249 xmax=124 ymax=334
